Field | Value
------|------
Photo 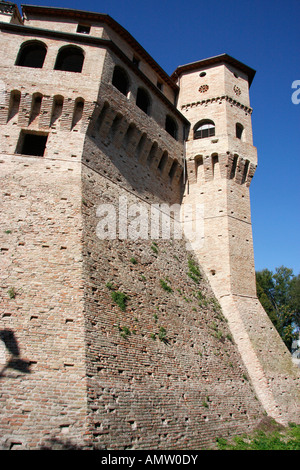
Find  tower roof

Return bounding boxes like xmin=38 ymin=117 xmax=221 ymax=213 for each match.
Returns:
xmin=171 ymin=53 xmax=256 ymax=87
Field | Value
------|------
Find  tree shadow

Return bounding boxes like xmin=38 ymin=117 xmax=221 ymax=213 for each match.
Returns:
xmin=0 ymin=329 xmax=31 ymax=378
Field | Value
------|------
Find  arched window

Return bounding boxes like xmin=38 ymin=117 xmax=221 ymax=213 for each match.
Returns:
xmin=194 ymin=120 xmax=215 ymax=139
xmin=54 ymin=46 xmax=84 ymax=73
xmin=112 ymin=66 xmax=129 ymax=96
xmin=15 ymin=41 xmax=47 ymax=68
xmin=236 ymin=123 xmax=244 ymax=140
xmin=136 ymin=88 xmax=151 ymax=115
xmin=165 ymin=115 xmax=178 ymax=140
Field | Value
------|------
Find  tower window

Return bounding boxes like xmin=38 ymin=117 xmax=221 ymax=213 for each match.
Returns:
xmin=77 ymin=24 xmax=90 ymax=34
xmin=165 ymin=115 xmax=178 ymax=140
xmin=157 ymin=81 xmax=163 ymax=91
xmin=15 ymin=41 xmax=47 ymax=69
xmin=136 ymin=88 xmax=151 ymax=115
xmin=236 ymin=123 xmax=244 ymax=140
xmin=194 ymin=120 xmax=215 ymax=139
xmin=54 ymin=46 xmax=84 ymax=73
xmin=16 ymin=130 xmax=48 ymax=157
xmin=112 ymin=66 xmax=130 ymax=96
xmin=132 ymin=56 xmax=140 ymax=67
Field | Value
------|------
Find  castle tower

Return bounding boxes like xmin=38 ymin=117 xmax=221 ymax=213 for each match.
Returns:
xmin=173 ymin=55 xmax=257 ymax=299
xmin=173 ymin=55 xmax=300 ymax=424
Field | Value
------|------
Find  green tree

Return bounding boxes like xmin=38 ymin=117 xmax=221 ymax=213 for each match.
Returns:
xmin=256 ymin=266 xmax=300 ymax=351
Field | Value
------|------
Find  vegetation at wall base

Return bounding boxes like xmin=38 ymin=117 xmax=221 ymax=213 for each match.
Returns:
xmin=216 ymin=419 xmax=300 ymax=450
xmin=256 ymin=266 xmax=300 ymax=351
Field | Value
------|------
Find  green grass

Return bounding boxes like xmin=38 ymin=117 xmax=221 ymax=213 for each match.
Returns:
xmin=187 ymin=257 xmax=202 ymax=284
xmin=110 ymin=291 xmax=129 ymax=311
xmin=8 ymin=287 xmax=16 ymax=299
xmin=159 ymin=279 xmax=172 ymax=293
xmin=216 ymin=421 xmax=300 ymax=450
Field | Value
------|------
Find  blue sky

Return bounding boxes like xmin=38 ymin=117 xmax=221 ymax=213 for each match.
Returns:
xmin=15 ymin=0 xmax=300 ymax=275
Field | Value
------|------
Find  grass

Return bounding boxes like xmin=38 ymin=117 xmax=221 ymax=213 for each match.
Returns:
xmin=111 ymin=291 xmax=128 ymax=311
xmin=187 ymin=257 xmax=202 ymax=284
xmin=159 ymin=279 xmax=172 ymax=293
xmin=158 ymin=326 xmax=168 ymax=343
xmin=8 ymin=287 xmax=16 ymax=299
xmin=216 ymin=420 xmax=300 ymax=450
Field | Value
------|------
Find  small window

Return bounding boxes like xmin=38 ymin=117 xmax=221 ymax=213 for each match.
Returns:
xmin=157 ymin=81 xmax=163 ymax=91
xmin=17 ymin=131 xmax=48 ymax=157
xmin=54 ymin=46 xmax=84 ymax=73
xmin=132 ymin=56 xmax=140 ymax=67
xmin=15 ymin=41 xmax=47 ymax=69
xmin=165 ymin=115 xmax=178 ymax=140
xmin=136 ymin=88 xmax=150 ymax=115
xmin=236 ymin=123 xmax=244 ymax=140
xmin=194 ymin=120 xmax=215 ymax=139
xmin=77 ymin=24 xmax=90 ymax=34
xmin=112 ymin=66 xmax=129 ymax=96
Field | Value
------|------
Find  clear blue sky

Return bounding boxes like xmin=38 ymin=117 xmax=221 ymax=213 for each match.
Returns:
xmin=16 ymin=0 xmax=300 ymax=275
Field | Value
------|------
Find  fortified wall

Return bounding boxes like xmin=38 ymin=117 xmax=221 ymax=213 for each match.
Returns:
xmin=0 ymin=2 xmax=299 ymax=450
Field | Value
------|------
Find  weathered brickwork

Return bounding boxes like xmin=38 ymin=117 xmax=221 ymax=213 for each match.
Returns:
xmin=0 ymin=3 xmax=299 ymax=450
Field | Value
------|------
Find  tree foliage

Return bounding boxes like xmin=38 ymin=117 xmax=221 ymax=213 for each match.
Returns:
xmin=256 ymin=266 xmax=300 ymax=351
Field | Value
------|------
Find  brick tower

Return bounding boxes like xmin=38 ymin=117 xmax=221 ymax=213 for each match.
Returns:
xmin=173 ymin=56 xmax=300 ymax=424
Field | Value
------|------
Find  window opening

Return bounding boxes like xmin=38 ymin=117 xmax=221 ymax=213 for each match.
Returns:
xmin=132 ymin=56 xmax=140 ymax=67
xmin=17 ymin=131 xmax=48 ymax=157
xmin=157 ymin=81 xmax=163 ymax=91
xmin=54 ymin=46 xmax=84 ymax=73
xmin=236 ymin=123 xmax=244 ymax=140
xmin=194 ymin=120 xmax=215 ymax=139
xmin=15 ymin=41 xmax=47 ymax=68
xmin=112 ymin=66 xmax=129 ymax=96
xmin=136 ymin=88 xmax=150 ymax=115
xmin=165 ymin=115 xmax=178 ymax=140
xmin=77 ymin=24 xmax=90 ymax=34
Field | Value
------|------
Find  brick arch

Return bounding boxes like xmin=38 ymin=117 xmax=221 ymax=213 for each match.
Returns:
xmin=15 ymin=40 xmax=47 ymax=69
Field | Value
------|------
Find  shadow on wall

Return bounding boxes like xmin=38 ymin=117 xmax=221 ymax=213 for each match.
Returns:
xmin=0 ymin=329 xmax=31 ymax=378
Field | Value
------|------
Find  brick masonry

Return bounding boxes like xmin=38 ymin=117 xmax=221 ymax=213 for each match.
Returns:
xmin=0 ymin=3 xmax=299 ymax=450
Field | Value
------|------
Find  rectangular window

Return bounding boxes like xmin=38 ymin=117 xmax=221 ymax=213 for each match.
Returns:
xmin=77 ymin=24 xmax=91 ymax=34
xmin=16 ymin=130 xmax=48 ymax=157
xmin=132 ymin=56 xmax=140 ymax=67
xmin=157 ymin=81 xmax=163 ymax=91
